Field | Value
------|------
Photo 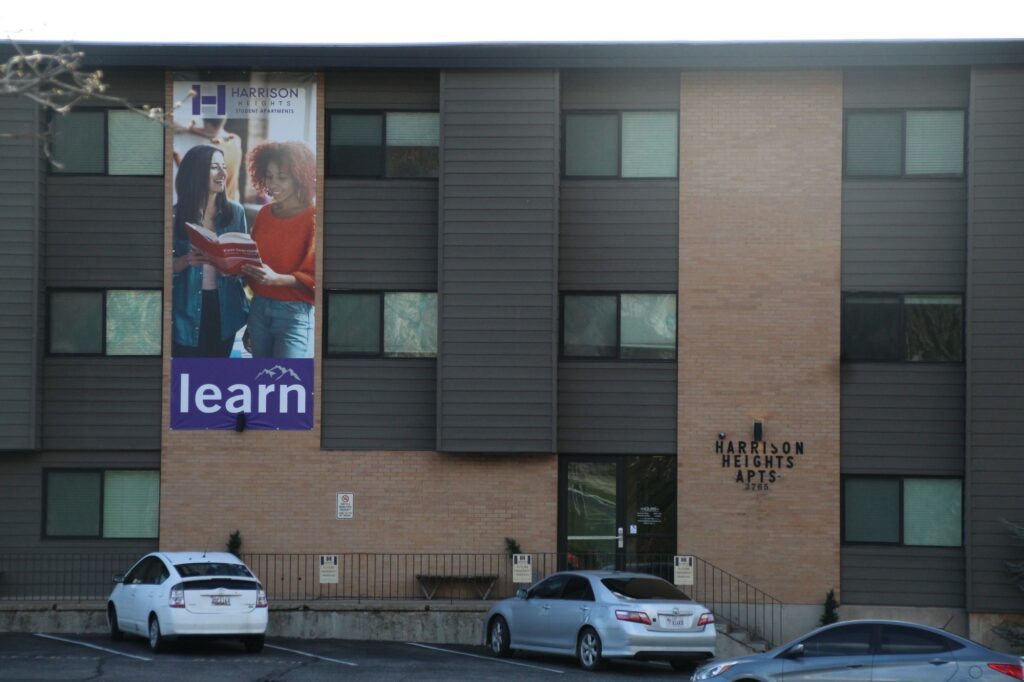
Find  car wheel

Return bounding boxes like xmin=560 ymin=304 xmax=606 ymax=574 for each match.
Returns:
xmin=489 ymin=616 xmax=511 ymax=658
xmin=108 ymin=605 xmax=123 ymax=642
xmin=244 ymin=635 xmax=265 ymax=653
xmin=577 ymin=627 xmax=604 ymax=671
xmin=148 ymin=615 xmax=166 ymax=653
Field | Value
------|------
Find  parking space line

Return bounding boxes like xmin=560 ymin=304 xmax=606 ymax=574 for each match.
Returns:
xmin=265 ymin=643 xmax=358 ymax=666
xmin=34 ymin=634 xmax=152 ymax=662
xmin=406 ymin=642 xmax=565 ymax=674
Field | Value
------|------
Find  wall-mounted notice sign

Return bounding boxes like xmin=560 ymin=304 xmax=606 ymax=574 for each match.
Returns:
xmin=512 ymin=554 xmax=533 ymax=584
xmin=319 ymin=555 xmax=339 ymax=584
xmin=674 ymin=555 xmax=695 ymax=586
xmin=336 ymin=493 xmax=354 ymax=519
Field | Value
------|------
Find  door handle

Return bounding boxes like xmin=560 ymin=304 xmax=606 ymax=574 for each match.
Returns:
xmin=846 ymin=664 xmax=864 ymax=669
xmin=579 ymin=606 xmax=590 ymax=612
xmin=929 ymin=658 xmax=949 ymax=665
xmin=542 ymin=604 xmax=550 ymax=610
xmin=617 ymin=527 xmax=624 ymax=549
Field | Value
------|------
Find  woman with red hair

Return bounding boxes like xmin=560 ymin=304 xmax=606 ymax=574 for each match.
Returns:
xmin=241 ymin=141 xmax=316 ymax=358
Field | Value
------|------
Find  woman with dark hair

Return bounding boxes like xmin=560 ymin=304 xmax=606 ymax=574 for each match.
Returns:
xmin=172 ymin=144 xmax=250 ymax=357
xmin=241 ymin=141 xmax=316 ymax=359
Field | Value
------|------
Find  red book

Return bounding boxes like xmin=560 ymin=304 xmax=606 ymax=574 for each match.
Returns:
xmin=185 ymin=222 xmax=262 ymax=276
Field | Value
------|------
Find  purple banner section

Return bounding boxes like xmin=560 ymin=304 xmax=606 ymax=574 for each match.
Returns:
xmin=171 ymin=358 xmax=313 ymax=430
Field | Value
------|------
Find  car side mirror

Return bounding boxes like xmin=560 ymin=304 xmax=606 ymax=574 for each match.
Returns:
xmin=785 ymin=643 xmax=805 ymax=659
xmin=113 ymin=574 xmax=124 ymax=584
xmin=515 ymin=588 xmax=528 ymax=600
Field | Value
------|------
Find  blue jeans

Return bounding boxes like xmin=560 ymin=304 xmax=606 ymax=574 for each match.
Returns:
xmin=248 ymin=296 xmax=314 ymax=359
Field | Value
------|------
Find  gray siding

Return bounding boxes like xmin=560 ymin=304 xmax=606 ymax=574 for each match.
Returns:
xmin=559 ymin=181 xmax=678 ymax=290
xmin=323 ymin=181 xmax=437 ymax=290
xmin=842 ymin=182 xmax=966 ymax=292
xmin=561 ymin=70 xmax=680 ymax=110
xmin=437 ymin=71 xmax=559 ymax=453
xmin=842 ymin=545 xmax=965 ymax=607
xmin=321 ymin=71 xmax=440 ymax=450
xmin=42 ymin=359 xmax=162 ymax=450
xmin=325 ymin=70 xmax=439 ymax=110
xmin=45 ymin=177 xmax=163 ymax=287
xmin=841 ymin=365 xmax=965 ymax=475
xmin=102 ymin=70 xmax=165 ymax=110
xmin=0 ymin=449 xmax=159 ymax=553
xmin=0 ymin=93 xmax=42 ymax=450
xmin=966 ymin=67 xmax=1024 ymax=612
xmin=844 ymin=68 xmax=970 ymax=109
xmin=558 ymin=363 xmax=676 ymax=454
xmin=840 ymin=68 xmax=970 ymax=608
xmin=322 ymin=360 xmax=436 ymax=450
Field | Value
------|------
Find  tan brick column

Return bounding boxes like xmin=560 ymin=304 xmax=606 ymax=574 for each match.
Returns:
xmin=678 ymin=71 xmax=843 ymax=604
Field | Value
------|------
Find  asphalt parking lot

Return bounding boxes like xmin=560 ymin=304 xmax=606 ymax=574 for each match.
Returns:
xmin=0 ymin=633 xmax=695 ymax=681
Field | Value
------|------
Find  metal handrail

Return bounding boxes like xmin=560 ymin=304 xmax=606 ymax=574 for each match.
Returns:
xmin=0 ymin=551 xmax=782 ymax=646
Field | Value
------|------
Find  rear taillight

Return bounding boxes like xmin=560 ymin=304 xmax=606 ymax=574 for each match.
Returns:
xmin=989 ymin=663 xmax=1024 ymax=680
xmin=169 ymin=584 xmax=185 ymax=609
xmin=256 ymin=588 xmax=268 ymax=608
xmin=615 ymin=610 xmax=652 ymax=625
xmin=698 ymin=613 xmax=715 ymax=627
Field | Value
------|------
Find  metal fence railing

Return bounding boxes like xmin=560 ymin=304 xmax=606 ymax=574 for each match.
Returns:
xmin=0 ymin=551 xmax=782 ymax=647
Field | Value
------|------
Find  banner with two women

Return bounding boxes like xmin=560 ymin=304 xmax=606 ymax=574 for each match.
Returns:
xmin=170 ymin=73 xmax=316 ymax=430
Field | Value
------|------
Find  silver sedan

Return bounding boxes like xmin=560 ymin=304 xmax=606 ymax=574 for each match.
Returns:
xmin=484 ymin=570 xmax=716 ymax=671
xmin=692 ymin=619 xmax=1023 ymax=681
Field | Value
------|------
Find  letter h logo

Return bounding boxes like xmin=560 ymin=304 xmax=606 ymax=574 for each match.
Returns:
xmin=191 ymin=84 xmax=226 ymax=116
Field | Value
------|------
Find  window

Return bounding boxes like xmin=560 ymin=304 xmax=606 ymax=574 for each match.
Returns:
xmin=529 ymin=574 xmax=569 ymax=599
xmin=801 ymin=623 xmax=873 ymax=657
xmin=48 ymin=289 xmax=162 ymax=356
xmin=564 ymin=111 xmax=678 ymax=178
xmin=561 ymin=576 xmax=595 ymax=601
xmin=562 ymin=293 xmax=676 ymax=360
xmin=51 ymin=110 xmax=163 ymax=175
xmin=845 ymin=110 xmax=965 ymax=178
xmin=326 ymin=291 xmax=437 ymax=357
xmin=842 ymin=294 xmax=962 ymax=362
xmin=878 ymin=624 xmax=957 ymax=655
xmin=328 ymin=112 xmax=439 ymax=178
xmin=44 ymin=469 xmax=160 ymax=539
xmin=843 ymin=476 xmax=962 ymax=547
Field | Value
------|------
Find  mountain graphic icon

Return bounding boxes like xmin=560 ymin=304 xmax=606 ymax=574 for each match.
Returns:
xmin=254 ymin=365 xmax=303 ymax=382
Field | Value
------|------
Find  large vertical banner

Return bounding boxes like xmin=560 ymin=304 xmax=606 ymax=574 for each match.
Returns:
xmin=170 ymin=74 xmax=316 ymax=430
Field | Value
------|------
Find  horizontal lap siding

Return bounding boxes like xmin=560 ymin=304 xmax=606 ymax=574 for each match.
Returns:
xmin=558 ymin=363 xmax=677 ymax=454
xmin=561 ymin=70 xmax=680 ymax=110
xmin=321 ymin=360 xmax=436 ymax=450
xmin=842 ymin=545 xmax=965 ymax=607
xmin=438 ymin=71 xmax=558 ymax=453
xmin=840 ymin=68 xmax=969 ymax=608
xmin=322 ymin=71 xmax=440 ymax=450
xmin=0 ymin=94 xmax=41 ymax=449
xmin=560 ymin=182 xmax=678 ymax=290
xmin=967 ymin=67 xmax=1024 ymax=612
xmin=841 ymin=365 xmax=965 ymax=474
xmin=0 ymin=450 xmax=159 ymax=553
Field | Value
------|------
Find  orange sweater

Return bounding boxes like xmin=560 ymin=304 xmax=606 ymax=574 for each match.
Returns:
xmin=248 ymin=204 xmax=315 ymax=305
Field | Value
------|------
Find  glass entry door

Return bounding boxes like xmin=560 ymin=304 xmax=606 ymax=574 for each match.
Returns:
xmin=560 ymin=455 xmax=677 ymax=572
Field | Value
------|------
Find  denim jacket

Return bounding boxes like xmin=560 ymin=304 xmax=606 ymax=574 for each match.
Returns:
xmin=171 ymin=200 xmax=250 ymax=346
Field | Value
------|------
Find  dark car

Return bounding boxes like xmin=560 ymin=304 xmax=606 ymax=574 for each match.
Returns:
xmin=691 ymin=619 xmax=1023 ymax=681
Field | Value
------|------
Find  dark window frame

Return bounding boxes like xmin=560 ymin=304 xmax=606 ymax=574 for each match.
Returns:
xmin=41 ymin=467 xmax=161 ymax=541
xmin=324 ymin=289 xmax=438 ymax=358
xmin=561 ymin=109 xmax=680 ymax=180
xmin=326 ymin=109 xmax=440 ymax=179
xmin=47 ymin=107 xmax=165 ymax=177
xmin=559 ymin=291 xmax=678 ymax=362
xmin=840 ymin=292 xmax=964 ymax=364
xmin=841 ymin=474 xmax=964 ymax=548
xmin=843 ymin=108 xmax=967 ymax=180
xmin=46 ymin=287 xmax=163 ymax=358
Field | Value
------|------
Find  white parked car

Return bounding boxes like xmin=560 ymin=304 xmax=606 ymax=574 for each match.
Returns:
xmin=107 ymin=551 xmax=268 ymax=653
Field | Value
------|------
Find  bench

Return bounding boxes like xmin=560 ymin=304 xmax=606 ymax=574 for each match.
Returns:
xmin=415 ymin=574 xmax=497 ymax=600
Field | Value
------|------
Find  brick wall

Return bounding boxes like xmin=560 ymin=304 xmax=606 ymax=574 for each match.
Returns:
xmin=677 ymin=71 xmax=843 ymax=604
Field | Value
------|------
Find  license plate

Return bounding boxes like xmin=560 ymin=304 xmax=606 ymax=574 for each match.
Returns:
xmin=211 ymin=595 xmax=231 ymax=606
xmin=661 ymin=615 xmax=688 ymax=629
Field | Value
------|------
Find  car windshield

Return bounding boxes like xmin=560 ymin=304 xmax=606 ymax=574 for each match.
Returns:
xmin=174 ymin=562 xmax=253 ymax=578
xmin=601 ymin=577 xmax=690 ymax=600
